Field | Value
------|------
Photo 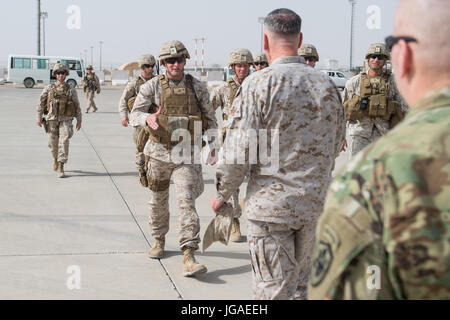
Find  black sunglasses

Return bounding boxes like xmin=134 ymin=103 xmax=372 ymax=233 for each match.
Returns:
xmin=142 ymin=64 xmax=155 ymax=68
xmin=385 ymin=35 xmax=418 ymax=51
xmin=165 ymin=57 xmax=185 ymax=64
xmin=304 ymin=56 xmax=316 ymax=62
xmin=55 ymin=71 xmax=66 ymax=75
xmin=254 ymin=62 xmax=267 ymax=66
xmin=368 ymin=54 xmax=386 ymax=60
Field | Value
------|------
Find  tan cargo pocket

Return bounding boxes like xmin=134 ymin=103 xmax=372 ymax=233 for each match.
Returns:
xmin=249 ymin=235 xmax=283 ymax=282
xmin=127 ymin=96 xmax=136 ymax=112
xmin=65 ymin=101 xmax=75 ymax=117
xmin=368 ymin=94 xmax=387 ymax=117
xmin=344 ymin=95 xmax=363 ymax=121
xmin=58 ymin=99 xmax=67 ymax=116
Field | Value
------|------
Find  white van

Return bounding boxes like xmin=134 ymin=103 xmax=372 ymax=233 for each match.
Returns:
xmin=7 ymin=54 xmax=85 ymax=88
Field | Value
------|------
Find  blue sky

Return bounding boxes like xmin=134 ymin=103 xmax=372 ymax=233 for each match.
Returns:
xmin=0 ymin=0 xmax=398 ymax=69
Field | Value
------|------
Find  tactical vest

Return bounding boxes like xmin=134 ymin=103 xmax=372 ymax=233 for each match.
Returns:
xmin=127 ymin=76 xmax=147 ymax=112
xmin=148 ymin=74 xmax=207 ymax=146
xmin=224 ymin=78 xmax=240 ymax=121
xmin=344 ymin=72 xmax=399 ymax=123
xmin=84 ymin=73 xmax=98 ymax=91
xmin=47 ymin=83 xmax=76 ymax=117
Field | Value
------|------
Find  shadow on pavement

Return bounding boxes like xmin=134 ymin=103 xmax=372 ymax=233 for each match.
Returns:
xmin=66 ymin=170 xmax=137 ymax=177
xmin=194 ymin=264 xmax=252 ymax=284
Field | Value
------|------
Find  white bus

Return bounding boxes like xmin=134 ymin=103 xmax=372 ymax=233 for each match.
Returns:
xmin=7 ymin=54 xmax=85 ymax=88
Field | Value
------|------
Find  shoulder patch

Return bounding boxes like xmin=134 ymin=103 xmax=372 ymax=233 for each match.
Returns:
xmin=310 ymin=241 xmax=334 ymax=287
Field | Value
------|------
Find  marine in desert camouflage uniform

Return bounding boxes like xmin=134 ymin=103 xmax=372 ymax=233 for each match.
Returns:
xmin=298 ymin=43 xmax=319 ymax=68
xmin=342 ymin=43 xmax=407 ymax=157
xmin=308 ymin=0 xmax=450 ymax=300
xmin=130 ymin=40 xmax=218 ymax=277
xmin=83 ymin=65 xmax=101 ymax=113
xmin=118 ymin=54 xmax=156 ymax=184
xmin=36 ymin=63 xmax=82 ymax=178
xmin=253 ymin=53 xmax=268 ymax=71
xmin=210 ymin=9 xmax=346 ymax=300
xmin=210 ymin=48 xmax=254 ymax=242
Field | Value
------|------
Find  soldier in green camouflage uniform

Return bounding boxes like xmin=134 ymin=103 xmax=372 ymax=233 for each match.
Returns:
xmin=308 ymin=0 xmax=450 ymax=299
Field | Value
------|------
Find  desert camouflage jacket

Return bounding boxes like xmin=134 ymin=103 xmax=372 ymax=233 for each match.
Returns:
xmin=215 ymin=56 xmax=346 ymax=226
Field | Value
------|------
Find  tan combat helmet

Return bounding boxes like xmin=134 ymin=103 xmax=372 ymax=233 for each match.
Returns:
xmin=253 ymin=53 xmax=268 ymax=64
xmin=52 ymin=63 xmax=69 ymax=76
xmin=365 ymin=43 xmax=390 ymax=60
xmin=298 ymin=44 xmax=319 ymax=61
xmin=139 ymin=54 xmax=156 ymax=67
xmin=158 ymin=40 xmax=190 ymax=63
xmin=228 ymin=49 xmax=253 ymax=66
xmin=86 ymin=65 xmax=93 ymax=70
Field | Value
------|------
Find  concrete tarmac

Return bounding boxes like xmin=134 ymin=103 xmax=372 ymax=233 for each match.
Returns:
xmin=0 ymin=85 xmax=350 ymax=299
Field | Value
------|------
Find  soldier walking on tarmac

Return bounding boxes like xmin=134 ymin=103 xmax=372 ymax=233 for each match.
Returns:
xmin=83 ymin=65 xmax=101 ymax=113
xmin=130 ymin=40 xmax=218 ymax=277
xmin=210 ymin=9 xmax=346 ymax=299
xmin=118 ymin=54 xmax=156 ymax=186
xmin=209 ymin=48 xmax=254 ymax=242
xmin=36 ymin=63 xmax=82 ymax=178
xmin=342 ymin=43 xmax=407 ymax=157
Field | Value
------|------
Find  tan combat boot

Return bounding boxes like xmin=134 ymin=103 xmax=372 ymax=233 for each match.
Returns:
xmin=182 ymin=248 xmax=207 ymax=277
xmin=230 ymin=218 xmax=242 ymax=242
xmin=57 ymin=162 xmax=65 ymax=178
xmin=148 ymin=238 xmax=165 ymax=259
xmin=53 ymin=159 xmax=58 ymax=171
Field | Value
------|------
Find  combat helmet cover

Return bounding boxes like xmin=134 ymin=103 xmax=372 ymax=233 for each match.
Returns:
xmin=139 ymin=54 xmax=156 ymax=67
xmin=253 ymin=53 xmax=268 ymax=64
xmin=52 ymin=63 xmax=69 ymax=76
xmin=365 ymin=43 xmax=390 ymax=60
xmin=298 ymin=44 xmax=319 ymax=61
xmin=228 ymin=49 xmax=253 ymax=66
xmin=159 ymin=40 xmax=190 ymax=63
xmin=86 ymin=65 xmax=93 ymax=70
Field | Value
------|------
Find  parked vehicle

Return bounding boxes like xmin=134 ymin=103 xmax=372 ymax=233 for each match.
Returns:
xmin=7 ymin=54 xmax=85 ymax=88
xmin=320 ymin=69 xmax=348 ymax=89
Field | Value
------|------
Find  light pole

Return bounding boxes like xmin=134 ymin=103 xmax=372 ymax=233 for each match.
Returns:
xmin=99 ymin=41 xmax=103 ymax=71
xmin=37 ymin=0 xmax=41 ymax=55
xmin=349 ymin=0 xmax=356 ymax=70
xmin=258 ymin=17 xmax=265 ymax=53
xmin=41 ymin=11 xmax=48 ymax=55
xmin=90 ymin=46 xmax=93 ymax=67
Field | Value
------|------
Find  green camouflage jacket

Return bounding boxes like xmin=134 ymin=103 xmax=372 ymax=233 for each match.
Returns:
xmin=308 ymin=87 xmax=450 ymax=299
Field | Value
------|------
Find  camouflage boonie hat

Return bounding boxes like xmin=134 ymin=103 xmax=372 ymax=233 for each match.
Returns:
xmin=228 ymin=49 xmax=253 ymax=67
xmin=298 ymin=44 xmax=319 ymax=61
xmin=159 ymin=40 xmax=190 ymax=63
xmin=139 ymin=54 xmax=156 ymax=67
xmin=253 ymin=53 xmax=268 ymax=64
xmin=365 ymin=43 xmax=390 ymax=60
xmin=52 ymin=63 xmax=69 ymax=76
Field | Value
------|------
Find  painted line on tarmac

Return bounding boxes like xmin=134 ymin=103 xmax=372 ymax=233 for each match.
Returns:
xmin=80 ymin=127 xmax=183 ymax=300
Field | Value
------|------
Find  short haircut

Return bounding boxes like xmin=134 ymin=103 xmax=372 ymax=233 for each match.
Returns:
xmin=264 ymin=8 xmax=302 ymax=35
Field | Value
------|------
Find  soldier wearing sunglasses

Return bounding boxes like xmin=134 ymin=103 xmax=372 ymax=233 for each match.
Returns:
xmin=298 ymin=43 xmax=319 ymax=68
xmin=118 ymin=54 xmax=156 ymax=187
xmin=129 ymin=40 xmax=218 ymax=278
xmin=36 ymin=63 xmax=82 ymax=178
xmin=342 ymin=43 xmax=407 ymax=158
xmin=253 ymin=53 xmax=268 ymax=71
